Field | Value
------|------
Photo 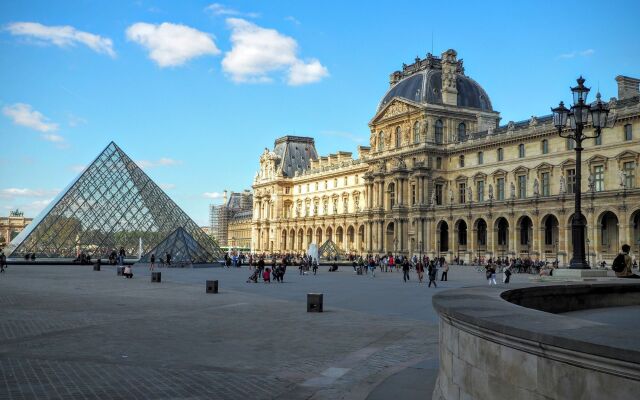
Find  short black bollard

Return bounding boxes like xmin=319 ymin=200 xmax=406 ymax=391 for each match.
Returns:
xmin=307 ymin=293 xmax=323 ymax=312
xmin=93 ymin=263 xmax=101 ymax=271
xmin=151 ymin=272 xmax=161 ymax=283
xmin=206 ymin=280 xmax=219 ymax=293
xmin=117 ymin=266 xmax=124 ymax=276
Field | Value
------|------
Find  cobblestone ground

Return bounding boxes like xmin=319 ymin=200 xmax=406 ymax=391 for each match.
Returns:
xmin=0 ymin=264 xmax=535 ymax=399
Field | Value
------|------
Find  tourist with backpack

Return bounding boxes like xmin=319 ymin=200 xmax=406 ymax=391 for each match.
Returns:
xmin=612 ymin=244 xmax=639 ymax=278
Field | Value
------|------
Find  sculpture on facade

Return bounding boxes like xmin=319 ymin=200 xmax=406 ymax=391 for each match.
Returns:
xmin=448 ymin=188 xmax=454 ymax=204
xmin=618 ymin=169 xmax=627 ymax=188
xmin=488 ymin=184 xmax=494 ymax=200
xmin=466 ymin=186 xmax=473 ymax=203
xmin=510 ymin=182 xmax=516 ymax=199
xmin=588 ymin=174 xmax=596 ymax=192
xmin=533 ymin=178 xmax=540 ymax=197
xmin=431 ymin=190 xmax=437 ymax=206
xmin=559 ymin=175 xmax=567 ymax=194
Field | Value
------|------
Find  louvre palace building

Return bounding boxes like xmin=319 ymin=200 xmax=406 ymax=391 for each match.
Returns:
xmin=251 ymin=49 xmax=640 ymax=265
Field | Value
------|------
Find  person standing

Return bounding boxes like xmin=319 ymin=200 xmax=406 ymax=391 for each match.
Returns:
xmin=150 ymin=253 xmax=155 ymax=271
xmin=440 ymin=260 xmax=449 ymax=281
xmin=402 ymin=259 xmax=410 ymax=282
xmin=119 ymin=247 xmax=125 ymax=266
xmin=313 ymin=260 xmax=318 ymax=275
xmin=503 ymin=263 xmax=512 ymax=284
xmin=0 ymin=250 xmax=6 ymax=273
xmin=416 ymin=260 xmax=424 ymax=283
xmin=388 ymin=255 xmax=395 ymax=273
xmin=486 ymin=263 xmax=497 ymax=285
xmin=428 ymin=264 xmax=437 ymax=288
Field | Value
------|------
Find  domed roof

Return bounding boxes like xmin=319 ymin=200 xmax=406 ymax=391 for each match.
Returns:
xmin=378 ymin=68 xmax=493 ymax=112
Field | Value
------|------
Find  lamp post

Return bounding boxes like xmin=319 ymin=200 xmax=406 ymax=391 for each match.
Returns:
xmin=586 ymin=237 xmax=591 ymax=268
xmin=554 ymin=239 xmax=559 ymax=267
xmin=551 ymin=76 xmax=611 ymax=269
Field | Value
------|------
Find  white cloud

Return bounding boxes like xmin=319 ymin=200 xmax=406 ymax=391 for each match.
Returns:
xmin=205 ymin=3 xmax=259 ymax=18
xmin=0 ymin=188 xmax=58 ymax=199
xmin=285 ymin=16 xmax=301 ymax=25
xmin=3 ymin=103 xmax=58 ymax=132
xmin=203 ymin=191 xmax=225 ymax=199
xmin=222 ymin=18 xmax=328 ymax=85
xmin=136 ymin=158 xmax=182 ymax=169
xmin=159 ymin=183 xmax=176 ymax=190
xmin=69 ymin=164 xmax=86 ymax=173
xmin=67 ymin=113 xmax=87 ymax=127
xmin=557 ymin=49 xmax=595 ymax=59
xmin=288 ymin=59 xmax=329 ymax=85
xmin=41 ymin=133 xmax=64 ymax=143
xmin=126 ymin=22 xmax=220 ymax=67
xmin=5 ymin=22 xmax=115 ymax=57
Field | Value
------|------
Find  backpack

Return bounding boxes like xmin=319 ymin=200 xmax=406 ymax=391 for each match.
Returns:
xmin=612 ymin=254 xmax=626 ymax=272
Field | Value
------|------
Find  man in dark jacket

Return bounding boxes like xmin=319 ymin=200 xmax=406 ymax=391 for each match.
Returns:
xmin=402 ymin=259 xmax=410 ymax=282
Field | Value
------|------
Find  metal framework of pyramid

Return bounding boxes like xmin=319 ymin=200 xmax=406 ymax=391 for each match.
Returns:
xmin=6 ymin=142 xmax=224 ymax=261
xmin=138 ymin=227 xmax=218 ymax=265
xmin=318 ymin=239 xmax=340 ymax=261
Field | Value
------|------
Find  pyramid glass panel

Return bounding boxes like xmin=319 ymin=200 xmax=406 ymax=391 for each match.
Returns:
xmin=318 ymin=239 xmax=340 ymax=261
xmin=6 ymin=142 xmax=224 ymax=261
xmin=138 ymin=227 xmax=218 ymax=265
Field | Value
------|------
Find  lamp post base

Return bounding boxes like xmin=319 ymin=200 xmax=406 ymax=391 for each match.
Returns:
xmin=569 ymin=212 xmax=589 ymax=269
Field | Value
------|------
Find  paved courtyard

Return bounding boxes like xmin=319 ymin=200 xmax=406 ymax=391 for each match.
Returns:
xmin=0 ymin=264 xmax=543 ymax=399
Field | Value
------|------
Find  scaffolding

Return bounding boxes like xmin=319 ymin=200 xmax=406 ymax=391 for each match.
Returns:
xmin=209 ymin=190 xmax=253 ymax=248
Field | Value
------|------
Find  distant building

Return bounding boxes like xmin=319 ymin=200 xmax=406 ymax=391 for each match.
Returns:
xmin=0 ymin=210 xmax=32 ymax=247
xmin=209 ymin=190 xmax=253 ymax=248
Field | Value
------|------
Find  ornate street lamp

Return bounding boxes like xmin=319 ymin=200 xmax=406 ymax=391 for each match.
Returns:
xmin=551 ymin=77 xmax=611 ymax=269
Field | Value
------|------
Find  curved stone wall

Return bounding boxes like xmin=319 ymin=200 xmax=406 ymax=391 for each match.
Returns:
xmin=432 ymin=283 xmax=640 ymax=400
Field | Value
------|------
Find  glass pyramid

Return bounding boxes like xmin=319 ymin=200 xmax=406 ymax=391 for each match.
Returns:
xmin=6 ymin=142 xmax=223 ymax=261
xmin=138 ymin=227 xmax=218 ymax=265
xmin=318 ymin=239 xmax=340 ymax=261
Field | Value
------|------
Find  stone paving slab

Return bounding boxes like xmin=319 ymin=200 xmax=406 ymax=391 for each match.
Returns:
xmin=0 ymin=264 xmax=539 ymax=399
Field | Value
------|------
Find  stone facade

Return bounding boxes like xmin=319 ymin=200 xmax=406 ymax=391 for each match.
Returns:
xmin=227 ymin=211 xmax=252 ymax=249
xmin=209 ymin=190 xmax=252 ymax=247
xmin=252 ymin=49 xmax=640 ymax=263
xmin=0 ymin=210 xmax=32 ymax=247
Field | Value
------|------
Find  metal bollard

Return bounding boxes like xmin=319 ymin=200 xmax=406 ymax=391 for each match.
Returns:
xmin=151 ymin=272 xmax=161 ymax=283
xmin=206 ymin=280 xmax=219 ymax=293
xmin=307 ymin=293 xmax=323 ymax=312
xmin=117 ymin=266 xmax=124 ymax=276
xmin=93 ymin=263 xmax=101 ymax=271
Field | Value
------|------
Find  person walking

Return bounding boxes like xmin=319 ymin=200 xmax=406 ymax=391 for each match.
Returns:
xmin=440 ymin=260 xmax=449 ymax=281
xmin=313 ymin=260 xmax=318 ymax=275
xmin=402 ymin=259 xmax=410 ymax=282
xmin=613 ymin=244 xmax=640 ymax=278
xmin=416 ymin=260 xmax=424 ymax=283
xmin=150 ymin=253 xmax=155 ymax=271
xmin=0 ymin=251 xmax=6 ymax=273
xmin=428 ymin=264 xmax=437 ymax=288
xmin=388 ymin=255 xmax=395 ymax=273
xmin=486 ymin=264 xmax=497 ymax=285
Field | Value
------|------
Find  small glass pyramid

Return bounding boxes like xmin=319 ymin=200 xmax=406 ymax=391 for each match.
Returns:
xmin=318 ymin=239 xmax=340 ymax=261
xmin=138 ymin=227 xmax=218 ymax=265
xmin=6 ymin=142 xmax=223 ymax=261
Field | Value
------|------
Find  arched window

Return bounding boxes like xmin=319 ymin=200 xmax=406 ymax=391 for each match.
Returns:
xmin=378 ymin=131 xmax=384 ymax=151
xmin=518 ymin=143 xmax=525 ymax=158
xmin=435 ymin=120 xmax=443 ymax=144
xmin=458 ymin=122 xmax=466 ymax=142
xmin=413 ymin=121 xmax=420 ymax=143
xmin=497 ymin=147 xmax=504 ymax=161
xmin=395 ymin=126 xmax=401 ymax=148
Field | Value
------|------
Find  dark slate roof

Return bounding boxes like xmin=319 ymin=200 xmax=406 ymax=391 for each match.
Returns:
xmin=378 ymin=70 xmax=493 ymax=112
xmin=273 ymin=136 xmax=318 ymax=177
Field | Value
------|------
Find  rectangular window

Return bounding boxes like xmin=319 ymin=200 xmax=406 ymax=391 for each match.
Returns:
xmin=306 ymin=184 xmax=309 ymax=193
xmin=541 ymin=172 xmax=550 ymax=196
xmin=625 ymin=124 xmax=633 ymax=141
xmin=411 ymin=184 xmax=416 ymax=205
xmin=567 ymin=138 xmax=575 ymax=150
xmin=623 ymin=161 xmax=635 ymax=188
xmin=477 ymin=151 xmax=484 ymax=165
xmin=567 ymin=169 xmax=576 ymax=194
xmin=459 ymin=182 xmax=466 ymax=204
xmin=344 ymin=177 xmax=348 ymax=186
xmin=459 ymin=156 xmax=465 ymax=167
xmin=477 ymin=181 xmax=484 ymax=202
xmin=541 ymin=140 xmax=549 ymax=154
xmin=436 ymin=157 xmax=442 ymax=169
xmin=435 ymin=184 xmax=443 ymax=205
xmin=497 ymin=148 xmax=504 ymax=161
xmin=285 ymin=187 xmax=290 ymax=194
xmin=315 ymin=182 xmax=319 ymax=191
xmin=497 ymin=178 xmax=505 ymax=201
xmin=518 ymin=144 xmax=525 ymax=158
xmin=594 ymin=135 xmax=602 ymax=146
xmin=354 ymin=175 xmax=359 ymax=184
xmin=518 ymin=175 xmax=527 ymax=199
xmin=594 ymin=165 xmax=604 ymax=192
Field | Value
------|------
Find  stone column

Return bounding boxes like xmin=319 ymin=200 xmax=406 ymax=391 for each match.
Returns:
xmin=508 ymin=217 xmax=517 ymax=257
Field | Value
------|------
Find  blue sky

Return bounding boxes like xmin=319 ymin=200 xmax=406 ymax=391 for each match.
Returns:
xmin=1 ymin=0 xmax=639 ymax=225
